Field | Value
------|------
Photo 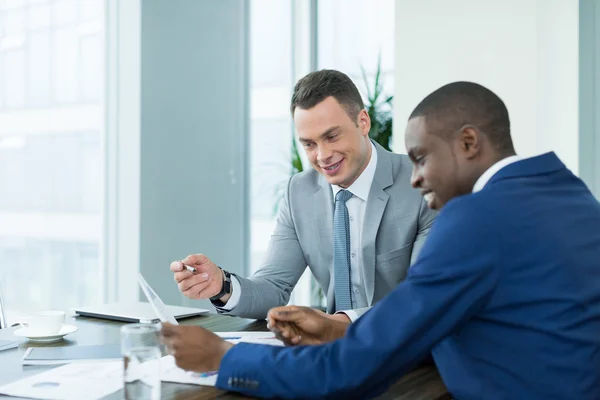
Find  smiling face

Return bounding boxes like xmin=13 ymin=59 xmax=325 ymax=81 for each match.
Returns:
xmin=405 ymin=116 xmax=482 ymax=210
xmin=404 ymin=81 xmax=516 ymax=210
xmin=294 ymin=96 xmax=372 ymax=188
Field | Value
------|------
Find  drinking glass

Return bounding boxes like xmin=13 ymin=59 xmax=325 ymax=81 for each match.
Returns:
xmin=121 ymin=323 xmax=162 ymax=400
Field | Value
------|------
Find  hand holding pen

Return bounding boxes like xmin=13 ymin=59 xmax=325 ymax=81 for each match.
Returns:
xmin=170 ymin=254 xmax=225 ymax=301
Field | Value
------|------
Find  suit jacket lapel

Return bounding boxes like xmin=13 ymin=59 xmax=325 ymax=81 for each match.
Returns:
xmin=314 ymin=178 xmax=334 ymax=309
xmin=363 ymin=143 xmax=394 ymax=305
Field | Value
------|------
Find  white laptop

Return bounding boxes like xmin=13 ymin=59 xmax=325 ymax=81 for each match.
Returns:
xmin=72 ymin=274 xmax=209 ymax=323
xmin=72 ymin=302 xmax=209 ymax=323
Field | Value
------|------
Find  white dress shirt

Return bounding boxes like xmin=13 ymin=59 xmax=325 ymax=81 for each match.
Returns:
xmin=330 ymin=142 xmax=377 ymax=321
xmin=472 ymin=155 xmax=522 ymax=193
xmin=221 ymin=142 xmax=378 ymax=322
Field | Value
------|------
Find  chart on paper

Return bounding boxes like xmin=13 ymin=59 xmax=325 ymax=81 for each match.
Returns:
xmin=216 ymin=331 xmax=284 ymax=346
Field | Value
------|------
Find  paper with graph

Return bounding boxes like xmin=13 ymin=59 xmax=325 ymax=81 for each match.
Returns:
xmin=137 ymin=273 xmax=179 ymax=325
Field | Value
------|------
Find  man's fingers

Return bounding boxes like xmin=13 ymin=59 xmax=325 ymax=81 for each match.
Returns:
xmin=161 ymin=323 xmax=178 ymax=338
xmin=170 ymin=261 xmax=184 ymax=272
xmin=271 ymin=321 xmax=301 ymax=339
xmin=267 ymin=319 xmax=304 ymax=346
xmin=182 ymin=280 xmax=212 ymax=299
xmin=271 ymin=308 xmax=305 ymax=322
xmin=173 ymin=270 xmax=194 ymax=284
xmin=182 ymin=253 xmax=208 ymax=266
xmin=290 ymin=335 xmax=301 ymax=345
xmin=279 ymin=333 xmax=302 ymax=347
xmin=270 ymin=305 xmax=300 ymax=315
xmin=177 ymin=273 xmax=211 ymax=292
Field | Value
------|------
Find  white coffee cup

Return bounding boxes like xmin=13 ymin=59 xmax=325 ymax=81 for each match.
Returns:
xmin=18 ymin=311 xmax=65 ymax=336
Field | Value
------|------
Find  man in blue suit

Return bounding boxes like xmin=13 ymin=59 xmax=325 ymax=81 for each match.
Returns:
xmin=161 ymin=82 xmax=600 ymax=399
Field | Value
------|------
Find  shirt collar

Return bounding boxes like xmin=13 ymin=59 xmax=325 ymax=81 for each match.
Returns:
xmin=331 ymin=141 xmax=377 ymax=201
xmin=472 ymin=155 xmax=523 ymax=193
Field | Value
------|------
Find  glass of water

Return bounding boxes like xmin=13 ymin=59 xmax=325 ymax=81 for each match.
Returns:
xmin=121 ymin=323 xmax=162 ymax=400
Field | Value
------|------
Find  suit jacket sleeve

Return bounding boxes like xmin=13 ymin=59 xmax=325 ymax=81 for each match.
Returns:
xmin=216 ymin=198 xmax=498 ymax=399
xmin=410 ymin=197 xmax=437 ymax=265
xmin=216 ymin=176 xmax=308 ymax=320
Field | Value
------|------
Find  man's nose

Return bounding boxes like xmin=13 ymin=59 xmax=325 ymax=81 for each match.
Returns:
xmin=317 ymin=145 xmax=333 ymax=163
xmin=410 ymin=167 xmax=422 ymax=189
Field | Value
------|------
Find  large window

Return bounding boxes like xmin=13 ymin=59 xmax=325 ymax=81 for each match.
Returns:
xmin=318 ymin=0 xmax=395 ymax=142
xmin=249 ymin=0 xmax=293 ymax=274
xmin=0 ymin=0 xmax=105 ymax=322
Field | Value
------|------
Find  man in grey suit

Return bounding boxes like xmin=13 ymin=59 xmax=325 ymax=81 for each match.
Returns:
xmin=171 ymin=69 xmax=436 ymax=323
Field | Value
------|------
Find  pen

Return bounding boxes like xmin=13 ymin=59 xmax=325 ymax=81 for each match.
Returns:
xmin=191 ymin=370 xmax=219 ymax=378
xmin=184 ymin=264 xmax=197 ymax=273
xmin=219 ymin=336 xmax=275 ymax=340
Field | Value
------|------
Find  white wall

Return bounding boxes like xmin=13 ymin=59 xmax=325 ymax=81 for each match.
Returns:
xmin=393 ymin=0 xmax=579 ymax=174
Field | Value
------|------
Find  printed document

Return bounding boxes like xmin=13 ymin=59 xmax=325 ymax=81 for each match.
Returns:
xmin=159 ymin=332 xmax=283 ymax=387
xmin=0 ymin=361 xmax=122 ymax=400
xmin=138 ymin=272 xmax=179 ymax=325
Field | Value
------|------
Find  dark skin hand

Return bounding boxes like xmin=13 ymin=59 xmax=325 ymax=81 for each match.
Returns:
xmin=267 ymin=306 xmax=351 ymax=346
xmin=161 ymin=323 xmax=234 ymax=372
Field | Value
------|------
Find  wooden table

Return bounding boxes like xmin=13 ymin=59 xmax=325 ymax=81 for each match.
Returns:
xmin=0 ymin=314 xmax=449 ymax=399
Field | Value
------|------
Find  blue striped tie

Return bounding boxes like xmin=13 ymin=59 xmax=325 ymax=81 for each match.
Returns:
xmin=334 ymin=189 xmax=353 ymax=311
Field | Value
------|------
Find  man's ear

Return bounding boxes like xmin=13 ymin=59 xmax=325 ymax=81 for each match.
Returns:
xmin=458 ymin=125 xmax=481 ymax=160
xmin=357 ymin=109 xmax=371 ymax=135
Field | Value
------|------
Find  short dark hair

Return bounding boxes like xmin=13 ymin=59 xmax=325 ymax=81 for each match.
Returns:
xmin=409 ymin=81 xmax=514 ymax=154
xmin=290 ymin=69 xmax=364 ymax=123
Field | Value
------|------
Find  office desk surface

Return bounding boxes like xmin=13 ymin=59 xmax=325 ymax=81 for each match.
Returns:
xmin=0 ymin=314 xmax=448 ymax=399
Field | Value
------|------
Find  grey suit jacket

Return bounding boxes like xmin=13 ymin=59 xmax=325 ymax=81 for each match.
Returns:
xmin=218 ymin=142 xmax=437 ymax=319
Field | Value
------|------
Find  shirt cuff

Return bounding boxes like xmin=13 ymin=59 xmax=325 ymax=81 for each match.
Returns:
xmin=336 ymin=309 xmax=358 ymax=322
xmin=218 ymin=274 xmax=242 ymax=310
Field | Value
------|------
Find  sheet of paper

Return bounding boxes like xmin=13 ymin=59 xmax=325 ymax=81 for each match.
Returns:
xmin=0 ymin=361 xmax=123 ymax=400
xmin=0 ymin=339 xmax=18 ymax=352
xmin=137 ymin=272 xmax=179 ymax=325
xmin=160 ymin=355 xmax=218 ymax=386
xmin=159 ymin=332 xmax=284 ymax=387
xmin=216 ymin=331 xmax=284 ymax=346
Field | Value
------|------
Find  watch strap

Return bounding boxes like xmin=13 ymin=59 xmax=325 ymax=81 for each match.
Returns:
xmin=209 ymin=268 xmax=233 ymax=304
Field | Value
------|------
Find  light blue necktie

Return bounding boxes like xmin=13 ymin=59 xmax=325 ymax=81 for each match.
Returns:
xmin=334 ymin=189 xmax=353 ymax=311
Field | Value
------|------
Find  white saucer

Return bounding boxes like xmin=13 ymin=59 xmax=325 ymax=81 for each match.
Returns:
xmin=14 ymin=325 xmax=79 ymax=343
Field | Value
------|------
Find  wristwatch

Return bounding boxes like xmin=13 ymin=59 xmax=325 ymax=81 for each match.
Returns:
xmin=209 ymin=268 xmax=233 ymax=305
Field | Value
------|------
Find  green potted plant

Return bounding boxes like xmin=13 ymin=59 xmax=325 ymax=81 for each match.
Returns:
xmin=362 ymin=56 xmax=393 ymax=151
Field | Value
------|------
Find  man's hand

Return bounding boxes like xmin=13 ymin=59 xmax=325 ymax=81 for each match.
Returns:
xmin=170 ymin=254 xmax=227 ymax=301
xmin=160 ymin=323 xmax=233 ymax=372
xmin=267 ymin=306 xmax=351 ymax=346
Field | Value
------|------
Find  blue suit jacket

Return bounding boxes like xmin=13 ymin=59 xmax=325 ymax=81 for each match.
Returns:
xmin=216 ymin=153 xmax=600 ymax=399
